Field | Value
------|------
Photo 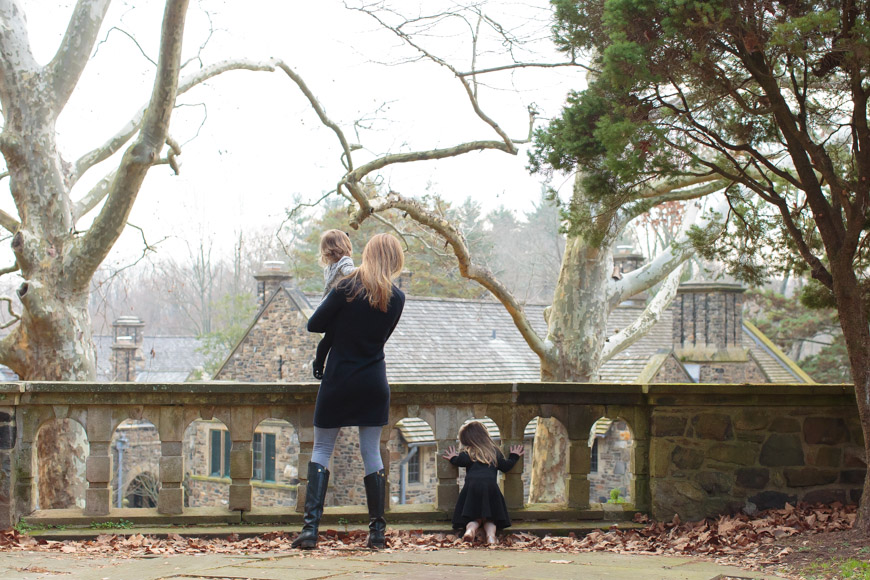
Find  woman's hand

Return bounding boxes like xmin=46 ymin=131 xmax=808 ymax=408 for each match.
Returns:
xmin=510 ymin=444 xmax=525 ymax=456
xmin=442 ymin=445 xmax=458 ymax=460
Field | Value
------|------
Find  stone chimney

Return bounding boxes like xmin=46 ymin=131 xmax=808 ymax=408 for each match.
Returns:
xmin=255 ymin=261 xmax=293 ymax=309
xmin=672 ymin=282 xmax=746 ymax=359
xmin=111 ymin=315 xmax=145 ymax=382
xmin=613 ymin=245 xmax=648 ymax=305
xmin=612 ymin=245 xmax=645 ymax=278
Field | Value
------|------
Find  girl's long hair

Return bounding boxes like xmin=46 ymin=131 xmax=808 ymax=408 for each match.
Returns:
xmin=458 ymin=421 xmax=500 ymax=466
xmin=319 ymin=229 xmax=353 ymax=266
xmin=341 ymin=233 xmax=404 ymax=312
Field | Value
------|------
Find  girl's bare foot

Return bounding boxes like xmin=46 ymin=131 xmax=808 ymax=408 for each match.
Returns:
xmin=483 ymin=521 xmax=497 ymax=545
xmin=463 ymin=521 xmax=479 ymax=542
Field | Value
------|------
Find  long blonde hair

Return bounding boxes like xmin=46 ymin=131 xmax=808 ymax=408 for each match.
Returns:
xmin=459 ymin=421 xmax=500 ymax=466
xmin=341 ymin=233 xmax=404 ymax=312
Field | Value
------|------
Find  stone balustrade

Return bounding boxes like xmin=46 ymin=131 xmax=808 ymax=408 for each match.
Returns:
xmin=0 ymin=382 xmax=864 ymax=529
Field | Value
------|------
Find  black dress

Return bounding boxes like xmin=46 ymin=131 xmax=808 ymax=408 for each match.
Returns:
xmin=450 ymin=451 xmax=519 ymax=530
xmin=307 ymin=282 xmax=405 ymax=428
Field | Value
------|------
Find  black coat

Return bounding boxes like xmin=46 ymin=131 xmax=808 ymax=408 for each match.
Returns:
xmin=307 ymin=283 xmax=405 ymax=428
xmin=449 ymin=451 xmax=519 ymax=529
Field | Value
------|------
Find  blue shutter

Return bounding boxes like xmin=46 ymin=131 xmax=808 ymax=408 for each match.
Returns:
xmin=210 ymin=430 xmax=221 ymax=477
xmin=265 ymin=433 xmax=276 ymax=482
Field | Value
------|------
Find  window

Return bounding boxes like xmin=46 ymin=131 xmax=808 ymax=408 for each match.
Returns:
xmin=209 ymin=429 xmax=232 ymax=478
xmin=590 ymin=439 xmax=599 ymax=473
xmin=253 ymin=432 xmax=277 ymax=482
xmin=407 ymin=449 xmax=421 ymax=484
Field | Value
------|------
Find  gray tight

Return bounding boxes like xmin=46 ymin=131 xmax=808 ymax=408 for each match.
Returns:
xmin=311 ymin=425 xmax=384 ymax=475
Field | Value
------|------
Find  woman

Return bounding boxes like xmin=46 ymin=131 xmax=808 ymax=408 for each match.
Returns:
xmin=293 ymin=233 xmax=406 ymax=550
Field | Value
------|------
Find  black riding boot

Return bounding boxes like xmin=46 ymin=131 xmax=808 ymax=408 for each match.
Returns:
xmin=291 ymin=462 xmax=330 ymax=549
xmin=363 ymin=469 xmax=387 ymax=549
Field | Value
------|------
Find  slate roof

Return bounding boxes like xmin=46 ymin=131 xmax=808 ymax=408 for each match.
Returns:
xmin=225 ymin=286 xmax=808 ymax=386
xmin=94 ymin=335 xmax=205 ymax=382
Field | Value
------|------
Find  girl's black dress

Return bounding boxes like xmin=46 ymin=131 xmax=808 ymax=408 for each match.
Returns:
xmin=449 ymin=451 xmax=519 ymax=529
xmin=307 ymin=282 xmax=405 ymax=428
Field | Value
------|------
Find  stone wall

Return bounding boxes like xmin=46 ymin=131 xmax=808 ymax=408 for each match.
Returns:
xmin=215 ymin=289 xmax=319 ymax=382
xmin=649 ymin=405 xmax=865 ymax=521
xmin=6 ymin=382 xmax=865 ymax=527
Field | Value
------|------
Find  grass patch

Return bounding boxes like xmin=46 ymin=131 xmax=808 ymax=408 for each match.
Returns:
xmin=804 ymin=558 xmax=870 ymax=580
xmin=89 ymin=519 xmax=134 ymax=530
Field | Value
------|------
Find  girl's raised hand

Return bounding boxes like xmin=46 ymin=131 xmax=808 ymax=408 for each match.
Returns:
xmin=510 ymin=444 xmax=525 ymax=456
xmin=442 ymin=445 xmax=458 ymax=460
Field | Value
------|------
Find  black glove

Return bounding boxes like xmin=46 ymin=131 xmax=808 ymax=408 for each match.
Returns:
xmin=313 ymin=360 xmax=324 ymax=380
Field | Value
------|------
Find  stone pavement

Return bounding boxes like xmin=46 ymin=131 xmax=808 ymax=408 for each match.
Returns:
xmin=0 ymin=548 xmax=791 ymax=580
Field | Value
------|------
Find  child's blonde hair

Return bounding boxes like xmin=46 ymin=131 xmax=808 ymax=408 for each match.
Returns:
xmin=320 ymin=229 xmax=353 ymax=265
xmin=341 ymin=233 xmax=404 ymax=312
xmin=458 ymin=421 xmax=500 ymax=466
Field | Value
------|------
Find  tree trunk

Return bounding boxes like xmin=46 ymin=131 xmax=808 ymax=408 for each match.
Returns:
xmin=12 ymin=279 xmax=95 ymax=509
xmin=529 ymin=234 xmax=612 ymax=502
xmin=542 ymin=235 xmax=612 ymax=382
xmin=829 ymin=261 xmax=870 ymax=534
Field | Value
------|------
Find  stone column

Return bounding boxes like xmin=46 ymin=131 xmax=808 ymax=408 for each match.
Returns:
xmin=566 ymin=438 xmax=591 ymax=509
xmin=435 ymin=439 xmax=459 ymax=512
xmin=228 ymin=408 xmax=253 ymax=512
xmin=380 ymin=433 xmax=391 ymax=510
xmin=158 ymin=441 xmax=184 ymax=514
xmin=295 ymin=440 xmax=313 ymax=513
xmin=229 ymin=441 xmax=253 ymax=512
xmin=157 ymin=407 xmax=184 ymax=514
xmin=502 ymin=440 xmax=525 ymax=510
xmin=0 ymin=407 xmax=17 ymax=527
xmin=631 ymin=438 xmax=651 ymax=511
xmin=85 ymin=407 xmax=112 ymax=516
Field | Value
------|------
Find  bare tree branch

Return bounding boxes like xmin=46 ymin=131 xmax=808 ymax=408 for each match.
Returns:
xmin=71 ymin=58 xmax=277 ymax=186
xmin=352 ymin=187 xmax=555 ymax=365
xmin=274 ymin=62 xmax=355 ymax=170
xmin=0 ymin=296 xmax=20 ymax=329
xmin=65 ymin=0 xmax=191 ymax=291
xmin=46 ymin=0 xmax=112 ymax=110
xmin=0 ymin=208 xmax=20 ymax=233
xmin=459 ymin=61 xmax=593 ymax=77
xmin=350 ymin=5 xmax=518 ymax=150
xmin=0 ymin=0 xmax=39 ymax=91
xmin=0 ymin=260 xmax=19 ymax=276
xmin=608 ymin=193 xmax=730 ymax=308
xmin=601 ymin=261 xmax=685 ymax=363
xmin=93 ymin=26 xmax=157 ymax=67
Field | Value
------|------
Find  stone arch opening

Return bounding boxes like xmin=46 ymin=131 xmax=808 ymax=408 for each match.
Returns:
xmin=527 ymin=416 xmax=569 ymax=504
xmin=250 ymin=418 xmax=299 ymax=508
xmin=389 ymin=417 xmax=436 ymax=505
xmin=111 ymin=418 xmax=161 ymax=509
xmin=183 ymin=417 xmax=231 ymax=508
xmin=125 ymin=472 xmax=159 ymax=508
xmin=588 ymin=416 xmax=634 ymax=506
xmin=36 ymin=418 xmax=87 ymax=510
xmin=455 ymin=417 xmax=502 ymax=491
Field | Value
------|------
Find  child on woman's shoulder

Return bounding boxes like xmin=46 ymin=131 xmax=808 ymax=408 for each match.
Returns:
xmin=320 ymin=229 xmax=356 ymax=297
xmin=312 ymin=230 xmax=357 ymax=379
xmin=441 ymin=421 xmax=524 ymax=546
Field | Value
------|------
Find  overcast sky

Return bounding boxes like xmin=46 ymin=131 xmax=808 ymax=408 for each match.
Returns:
xmin=2 ymin=0 xmax=586 ymax=269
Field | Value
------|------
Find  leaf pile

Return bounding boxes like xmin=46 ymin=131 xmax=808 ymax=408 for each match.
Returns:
xmin=0 ymin=501 xmax=856 ymax=574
